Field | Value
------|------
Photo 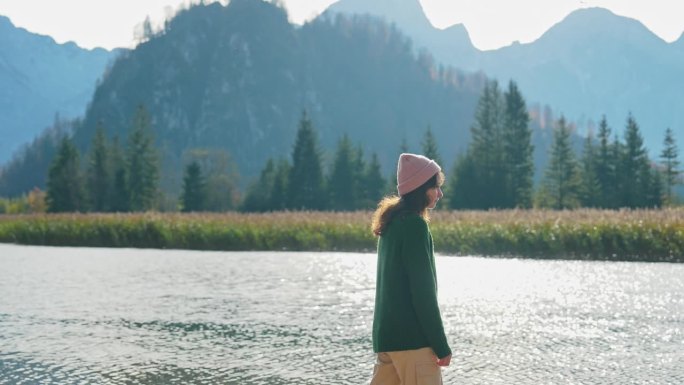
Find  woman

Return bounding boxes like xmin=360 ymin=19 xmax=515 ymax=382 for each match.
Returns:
xmin=370 ymin=153 xmax=451 ymax=385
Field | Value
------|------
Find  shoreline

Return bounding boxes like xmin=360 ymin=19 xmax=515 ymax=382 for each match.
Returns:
xmin=0 ymin=210 xmax=682 ymax=263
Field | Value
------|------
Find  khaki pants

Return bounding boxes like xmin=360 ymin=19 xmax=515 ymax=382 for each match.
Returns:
xmin=370 ymin=347 xmax=443 ymax=385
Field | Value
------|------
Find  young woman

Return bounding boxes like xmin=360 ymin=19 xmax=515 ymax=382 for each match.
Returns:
xmin=370 ymin=153 xmax=452 ymax=385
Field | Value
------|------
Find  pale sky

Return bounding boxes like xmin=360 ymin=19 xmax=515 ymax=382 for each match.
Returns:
xmin=1 ymin=0 xmax=683 ymax=51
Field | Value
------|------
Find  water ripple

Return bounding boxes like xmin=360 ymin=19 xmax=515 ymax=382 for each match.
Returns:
xmin=0 ymin=245 xmax=682 ymax=384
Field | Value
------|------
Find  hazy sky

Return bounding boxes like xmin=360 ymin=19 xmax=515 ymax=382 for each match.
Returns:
xmin=1 ymin=0 xmax=683 ymax=51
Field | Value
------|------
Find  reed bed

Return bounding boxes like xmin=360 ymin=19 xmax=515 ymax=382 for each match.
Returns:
xmin=0 ymin=209 xmax=682 ymax=262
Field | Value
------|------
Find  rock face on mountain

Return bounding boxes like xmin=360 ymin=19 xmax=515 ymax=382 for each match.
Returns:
xmin=75 ymin=1 xmax=486 ymax=179
xmin=0 ymin=15 xmax=120 ymax=163
xmin=328 ymin=1 xmax=684 ymax=155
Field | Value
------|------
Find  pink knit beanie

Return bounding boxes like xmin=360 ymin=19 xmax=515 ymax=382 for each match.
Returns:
xmin=396 ymin=153 xmax=441 ymax=196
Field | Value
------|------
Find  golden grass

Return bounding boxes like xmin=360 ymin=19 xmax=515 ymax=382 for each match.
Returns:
xmin=0 ymin=209 xmax=682 ymax=262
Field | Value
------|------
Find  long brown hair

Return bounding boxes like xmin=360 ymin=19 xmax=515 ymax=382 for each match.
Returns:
xmin=371 ymin=171 xmax=445 ymax=236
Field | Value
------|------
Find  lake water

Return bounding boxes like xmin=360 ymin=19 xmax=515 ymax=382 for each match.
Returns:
xmin=0 ymin=244 xmax=682 ymax=385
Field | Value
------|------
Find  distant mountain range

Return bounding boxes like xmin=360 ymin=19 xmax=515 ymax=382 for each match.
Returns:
xmin=0 ymin=0 xmax=491 ymax=196
xmin=0 ymin=15 xmax=120 ymax=163
xmin=327 ymin=0 xmax=684 ymax=156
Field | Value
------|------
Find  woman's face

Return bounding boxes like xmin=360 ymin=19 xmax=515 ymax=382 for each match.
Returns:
xmin=426 ymin=186 xmax=443 ymax=209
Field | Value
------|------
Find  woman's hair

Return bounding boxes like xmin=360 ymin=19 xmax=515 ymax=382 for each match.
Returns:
xmin=371 ymin=170 xmax=445 ymax=237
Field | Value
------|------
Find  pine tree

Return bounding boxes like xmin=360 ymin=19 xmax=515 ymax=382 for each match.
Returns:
xmin=46 ymin=137 xmax=84 ymax=212
xmin=242 ymin=159 xmax=276 ymax=212
xmin=86 ymin=122 xmax=110 ymax=212
xmin=620 ymin=114 xmax=650 ymax=207
xmin=448 ymin=80 xmax=509 ymax=210
xmin=352 ymin=144 xmax=368 ymax=209
xmin=660 ymin=127 xmax=680 ymax=204
xmin=502 ymin=80 xmax=534 ymax=208
xmin=180 ymin=161 xmax=207 ymax=212
xmin=644 ymin=167 xmax=664 ymax=208
xmin=540 ymin=116 xmax=581 ymax=209
xmin=109 ymin=135 xmax=129 ymax=212
xmin=579 ymin=132 xmax=601 ymax=207
xmin=421 ymin=126 xmax=442 ymax=166
xmin=184 ymin=148 xmax=240 ymax=212
xmin=595 ymin=116 xmax=615 ymax=208
xmin=328 ymin=134 xmax=356 ymax=210
xmin=363 ymin=152 xmax=387 ymax=208
xmin=268 ymin=159 xmax=290 ymax=211
xmin=611 ymin=134 xmax=624 ymax=208
xmin=287 ymin=111 xmax=326 ymax=210
xmin=127 ymin=105 xmax=159 ymax=212
xmin=448 ymin=153 xmax=480 ymax=209
xmin=470 ymin=79 xmax=506 ymax=208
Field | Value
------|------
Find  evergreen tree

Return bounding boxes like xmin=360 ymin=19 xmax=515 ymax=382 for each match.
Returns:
xmin=448 ymin=153 xmax=480 ymax=209
xmin=86 ymin=122 xmax=110 ymax=212
xmin=579 ymin=132 xmax=601 ymax=207
xmin=268 ymin=159 xmax=290 ymax=211
xmin=127 ymin=105 xmax=159 ymax=211
xmin=352 ymin=144 xmax=368 ymax=209
xmin=180 ymin=161 xmax=207 ymax=212
xmin=184 ymin=148 xmax=240 ymax=212
xmin=611 ymin=134 xmax=625 ymax=208
xmin=363 ymin=152 xmax=387 ymax=208
xmin=540 ymin=116 xmax=581 ymax=209
xmin=644 ymin=167 xmax=664 ymax=208
xmin=421 ymin=126 xmax=442 ymax=166
xmin=242 ymin=159 xmax=276 ymax=212
xmin=109 ymin=135 xmax=129 ymax=212
xmin=595 ymin=116 xmax=615 ymax=208
xmin=660 ymin=127 xmax=680 ymax=204
xmin=46 ymin=137 xmax=84 ymax=212
xmin=328 ymin=134 xmax=356 ymax=210
xmin=502 ymin=80 xmax=534 ymax=208
xmin=470 ymin=79 xmax=506 ymax=208
xmin=287 ymin=111 xmax=326 ymax=210
xmin=620 ymin=114 xmax=650 ymax=207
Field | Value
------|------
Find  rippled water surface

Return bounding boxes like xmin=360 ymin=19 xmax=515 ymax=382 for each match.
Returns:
xmin=0 ymin=244 xmax=682 ymax=384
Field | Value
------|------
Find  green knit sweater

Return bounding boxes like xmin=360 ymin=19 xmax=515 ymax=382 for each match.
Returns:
xmin=372 ymin=212 xmax=452 ymax=359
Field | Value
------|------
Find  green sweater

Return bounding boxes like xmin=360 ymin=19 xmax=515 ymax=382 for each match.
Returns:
xmin=372 ymin=213 xmax=452 ymax=359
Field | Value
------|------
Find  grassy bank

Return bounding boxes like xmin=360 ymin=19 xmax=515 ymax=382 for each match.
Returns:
xmin=0 ymin=210 xmax=682 ymax=262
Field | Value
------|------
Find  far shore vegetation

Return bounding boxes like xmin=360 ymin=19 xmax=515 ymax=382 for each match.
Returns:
xmin=0 ymin=210 xmax=682 ymax=263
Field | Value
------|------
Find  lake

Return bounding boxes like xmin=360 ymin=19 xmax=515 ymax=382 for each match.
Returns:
xmin=0 ymin=244 xmax=682 ymax=384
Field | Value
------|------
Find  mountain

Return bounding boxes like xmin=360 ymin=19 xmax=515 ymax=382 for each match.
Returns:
xmin=0 ymin=0 xmax=487 ymax=197
xmin=479 ymin=8 xmax=684 ymax=150
xmin=326 ymin=2 xmax=684 ymax=157
xmin=326 ymin=0 xmax=478 ymax=68
xmin=0 ymin=15 xmax=121 ymax=163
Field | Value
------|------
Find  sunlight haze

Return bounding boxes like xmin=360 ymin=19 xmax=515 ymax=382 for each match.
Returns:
xmin=0 ymin=0 xmax=682 ymax=50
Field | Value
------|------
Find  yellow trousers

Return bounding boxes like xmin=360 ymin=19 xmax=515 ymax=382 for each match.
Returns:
xmin=370 ymin=347 xmax=443 ymax=385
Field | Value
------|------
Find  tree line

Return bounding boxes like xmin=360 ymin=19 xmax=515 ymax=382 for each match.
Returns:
xmin=46 ymin=105 xmax=160 ymax=213
xmin=448 ymin=80 xmax=680 ymax=209
xmin=240 ymin=112 xmax=388 ymax=212
xmin=43 ymin=105 xmax=241 ymax=213
xmin=40 ymin=81 xmax=682 ymax=213
xmin=242 ymin=83 xmax=680 ymax=212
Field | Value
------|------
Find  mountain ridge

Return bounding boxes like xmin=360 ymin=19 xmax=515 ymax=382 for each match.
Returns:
xmin=0 ymin=0 xmax=487 ymax=197
xmin=0 ymin=15 xmax=121 ymax=163
xmin=327 ymin=1 xmax=684 ymax=156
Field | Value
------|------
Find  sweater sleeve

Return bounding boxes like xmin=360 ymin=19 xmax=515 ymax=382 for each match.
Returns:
xmin=401 ymin=216 xmax=452 ymax=359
